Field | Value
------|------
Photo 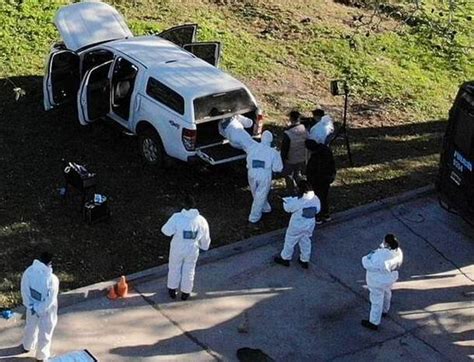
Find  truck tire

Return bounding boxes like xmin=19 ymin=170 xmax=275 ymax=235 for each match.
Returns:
xmin=138 ymin=128 xmax=164 ymax=167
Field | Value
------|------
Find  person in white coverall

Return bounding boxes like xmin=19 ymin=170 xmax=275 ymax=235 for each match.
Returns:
xmin=361 ymin=234 xmax=404 ymax=330
xmin=20 ymin=251 xmax=59 ymax=361
xmin=219 ymin=114 xmax=254 ymax=151
xmin=274 ymin=180 xmax=321 ymax=269
xmin=309 ymin=115 xmax=335 ymax=145
xmin=162 ymin=195 xmax=211 ymax=301
xmin=246 ymin=130 xmax=283 ymax=224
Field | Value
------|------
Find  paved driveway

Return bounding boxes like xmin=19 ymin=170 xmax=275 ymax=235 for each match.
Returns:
xmin=0 ymin=192 xmax=472 ymax=361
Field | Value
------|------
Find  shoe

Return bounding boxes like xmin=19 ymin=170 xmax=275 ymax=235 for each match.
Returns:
xmin=322 ymin=215 xmax=332 ymax=222
xmin=274 ymin=256 xmax=290 ymax=267
xmin=361 ymin=319 xmax=378 ymax=331
xmin=168 ymin=288 xmax=177 ymax=299
xmin=181 ymin=292 xmax=190 ymax=301
xmin=382 ymin=312 xmax=388 ymax=318
xmin=247 ymin=221 xmax=260 ymax=229
xmin=298 ymin=259 xmax=309 ymax=269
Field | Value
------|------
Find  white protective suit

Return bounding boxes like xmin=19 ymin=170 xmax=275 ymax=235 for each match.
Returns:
xmin=362 ymin=245 xmax=404 ymax=325
xmin=280 ymin=191 xmax=321 ymax=262
xmin=309 ymin=115 xmax=334 ymax=145
xmin=218 ymin=114 xmax=254 ymax=151
xmin=162 ymin=209 xmax=211 ymax=294
xmin=246 ymin=131 xmax=283 ymax=223
xmin=21 ymin=260 xmax=59 ymax=360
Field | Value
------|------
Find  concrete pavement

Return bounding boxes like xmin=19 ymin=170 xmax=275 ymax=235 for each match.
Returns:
xmin=0 ymin=190 xmax=473 ymax=361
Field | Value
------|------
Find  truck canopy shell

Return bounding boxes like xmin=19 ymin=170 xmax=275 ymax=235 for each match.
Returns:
xmin=54 ymin=1 xmax=133 ymax=52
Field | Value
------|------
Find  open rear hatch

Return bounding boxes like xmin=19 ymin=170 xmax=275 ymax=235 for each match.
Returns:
xmin=191 ymin=87 xmax=262 ymax=165
xmin=54 ymin=2 xmax=133 ymax=51
xmin=193 ymin=109 xmax=259 ymax=165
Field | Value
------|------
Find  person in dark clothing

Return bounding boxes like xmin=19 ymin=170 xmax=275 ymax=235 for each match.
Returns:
xmin=280 ymin=110 xmax=308 ymax=194
xmin=305 ymin=139 xmax=336 ymax=224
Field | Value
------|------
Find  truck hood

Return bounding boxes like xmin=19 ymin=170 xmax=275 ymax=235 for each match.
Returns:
xmin=54 ymin=1 xmax=133 ymax=52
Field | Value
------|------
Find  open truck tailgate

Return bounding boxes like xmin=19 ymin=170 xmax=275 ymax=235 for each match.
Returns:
xmin=196 ymin=142 xmax=246 ymax=165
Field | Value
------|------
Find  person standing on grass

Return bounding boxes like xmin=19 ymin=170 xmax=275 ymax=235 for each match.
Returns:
xmin=246 ymin=130 xmax=283 ymax=224
xmin=274 ymin=180 xmax=320 ymax=269
xmin=305 ymin=137 xmax=336 ymax=224
xmin=361 ymin=234 xmax=404 ymax=331
xmin=162 ymin=195 xmax=211 ymax=301
xmin=280 ymin=110 xmax=308 ymax=195
xmin=20 ymin=251 xmax=59 ymax=362
xmin=309 ymin=114 xmax=335 ymax=145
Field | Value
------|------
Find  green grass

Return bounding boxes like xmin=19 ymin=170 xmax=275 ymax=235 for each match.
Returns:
xmin=1 ymin=0 xmax=472 ymax=118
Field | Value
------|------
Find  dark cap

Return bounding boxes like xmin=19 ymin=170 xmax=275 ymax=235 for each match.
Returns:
xmin=384 ymin=234 xmax=399 ymax=249
xmin=312 ymin=108 xmax=325 ymax=117
xmin=288 ymin=110 xmax=301 ymax=122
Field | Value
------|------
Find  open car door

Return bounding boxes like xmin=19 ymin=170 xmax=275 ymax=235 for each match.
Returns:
xmin=157 ymin=24 xmax=197 ymax=47
xmin=183 ymin=42 xmax=221 ymax=67
xmin=77 ymin=61 xmax=113 ymax=126
xmin=43 ymin=48 xmax=80 ymax=111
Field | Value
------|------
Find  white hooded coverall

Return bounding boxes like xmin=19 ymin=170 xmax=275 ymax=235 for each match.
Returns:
xmin=21 ymin=260 xmax=59 ymax=360
xmin=246 ymin=131 xmax=283 ymax=223
xmin=362 ymin=246 xmax=403 ymax=325
xmin=218 ymin=115 xmax=254 ymax=151
xmin=309 ymin=115 xmax=334 ymax=145
xmin=162 ymin=209 xmax=211 ymax=294
xmin=280 ymin=191 xmax=321 ymax=262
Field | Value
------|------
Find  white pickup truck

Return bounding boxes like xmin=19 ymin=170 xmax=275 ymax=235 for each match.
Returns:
xmin=43 ymin=1 xmax=263 ymax=167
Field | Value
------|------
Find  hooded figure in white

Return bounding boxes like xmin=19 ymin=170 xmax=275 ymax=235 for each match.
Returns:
xmin=275 ymin=180 xmax=321 ymax=267
xmin=218 ymin=114 xmax=254 ymax=151
xmin=309 ymin=115 xmax=334 ymax=145
xmin=162 ymin=196 xmax=211 ymax=300
xmin=21 ymin=252 xmax=59 ymax=361
xmin=246 ymin=130 xmax=283 ymax=223
xmin=361 ymin=234 xmax=403 ymax=329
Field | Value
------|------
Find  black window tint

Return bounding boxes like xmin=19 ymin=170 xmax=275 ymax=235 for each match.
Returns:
xmin=194 ymin=88 xmax=254 ymax=120
xmin=159 ymin=25 xmax=196 ymax=47
xmin=82 ymin=49 xmax=114 ymax=77
xmin=453 ymin=93 xmax=474 ymax=157
xmin=146 ymin=78 xmax=184 ymax=115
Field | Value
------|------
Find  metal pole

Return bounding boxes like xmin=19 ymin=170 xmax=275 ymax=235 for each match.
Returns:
xmin=343 ymin=90 xmax=353 ymax=166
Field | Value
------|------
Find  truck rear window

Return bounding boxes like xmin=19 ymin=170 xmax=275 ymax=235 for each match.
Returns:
xmin=194 ymin=88 xmax=254 ymax=120
xmin=146 ymin=78 xmax=184 ymax=115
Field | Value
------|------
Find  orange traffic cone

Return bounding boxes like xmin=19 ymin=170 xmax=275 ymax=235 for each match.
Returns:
xmin=107 ymin=276 xmax=129 ymax=300
xmin=116 ymin=276 xmax=129 ymax=298
xmin=107 ymin=284 xmax=118 ymax=300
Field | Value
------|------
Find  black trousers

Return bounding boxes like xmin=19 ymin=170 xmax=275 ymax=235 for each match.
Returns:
xmin=312 ymin=182 xmax=330 ymax=217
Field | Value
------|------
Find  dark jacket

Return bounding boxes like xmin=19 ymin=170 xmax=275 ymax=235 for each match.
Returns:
xmin=305 ymin=140 xmax=336 ymax=186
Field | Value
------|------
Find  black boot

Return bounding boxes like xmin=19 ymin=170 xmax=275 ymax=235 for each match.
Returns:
xmin=168 ymin=288 xmax=177 ymax=299
xmin=361 ymin=319 xmax=378 ymax=331
xmin=274 ymin=256 xmax=290 ymax=267
xmin=181 ymin=292 xmax=190 ymax=301
xmin=298 ymin=259 xmax=309 ymax=269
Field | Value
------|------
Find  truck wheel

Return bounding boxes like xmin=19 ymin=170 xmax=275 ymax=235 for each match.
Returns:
xmin=138 ymin=129 xmax=164 ymax=167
